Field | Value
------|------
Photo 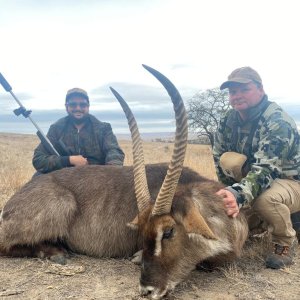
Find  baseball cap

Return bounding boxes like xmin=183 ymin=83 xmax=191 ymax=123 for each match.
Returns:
xmin=219 ymin=152 xmax=248 ymax=182
xmin=66 ymin=88 xmax=89 ymax=102
xmin=220 ymin=67 xmax=262 ymax=90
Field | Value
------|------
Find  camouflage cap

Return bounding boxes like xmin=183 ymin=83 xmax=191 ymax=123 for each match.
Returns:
xmin=220 ymin=67 xmax=262 ymax=90
xmin=66 ymin=88 xmax=89 ymax=102
xmin=220 ymin=152 xmax=248 ymax=182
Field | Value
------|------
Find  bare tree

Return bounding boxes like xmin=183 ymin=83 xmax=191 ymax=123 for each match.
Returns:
xmin=188 ymin=87 xmax=230 ymax=146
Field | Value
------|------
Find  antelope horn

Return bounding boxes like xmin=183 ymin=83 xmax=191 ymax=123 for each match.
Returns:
xmin=110 ymin=87 xmax=151 ymax=212
xmin=141 ymin=65 xmax=188 ymax=216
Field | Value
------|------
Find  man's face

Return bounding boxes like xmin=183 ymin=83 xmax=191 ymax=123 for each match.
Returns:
xmin=228 ymin=82 xmax=265 ymax=112
xmin=65 ymin=96 xmax=90 ymax=123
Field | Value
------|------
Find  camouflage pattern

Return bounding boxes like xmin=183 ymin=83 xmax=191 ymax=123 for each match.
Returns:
xmin=213 ymin=95 xmax=300 ymax=207
xmin=33 ymin=114 xmax=125 ymax=173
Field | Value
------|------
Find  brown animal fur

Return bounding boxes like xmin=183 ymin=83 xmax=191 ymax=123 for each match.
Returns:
xmin=0 ymin=164 xmax=205 ymax=256
xmin=137 ymin=180 xmax=248 ymax=298
xmin=0 ymin=65 xmax=249 ymax=299
xmin=0 ymin=163 xmax=248 ymax=299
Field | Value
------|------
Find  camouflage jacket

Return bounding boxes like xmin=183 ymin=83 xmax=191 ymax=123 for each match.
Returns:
xmin=32 ymin=114 xmax=125 ymax=173
xmin=213 ymin=95 xmax=300 ymax=207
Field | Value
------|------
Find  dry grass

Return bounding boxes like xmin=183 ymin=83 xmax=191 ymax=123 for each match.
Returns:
xmin=121 ymin=140 xmax=217 ymax=179
xmin=0 ymin=132 xmax=217 ymax=208
xmin=1 ymin=132 xmax=300 ymax=299
xmin=0 ymin=133 xmax=37 ymax=205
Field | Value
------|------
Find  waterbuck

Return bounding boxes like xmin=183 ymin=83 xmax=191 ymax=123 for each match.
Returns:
xmin=0 ymin=65 xmax=248 ymax=299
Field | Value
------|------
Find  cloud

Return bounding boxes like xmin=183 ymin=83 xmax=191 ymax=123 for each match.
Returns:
xmin=0 ymin=91 xmax=35 ymax=111
xmin=170 ymin=63 xmax=191 ymax=70
xmin=0 ymin=108 xmax=175 ymax=135
xmin=1 ymin=0 xmax=300 ymax=137
xmin=90 ymin=81 xmax=199 ymax=113
xmin=91 ymin=82 xmax=170 ymax=107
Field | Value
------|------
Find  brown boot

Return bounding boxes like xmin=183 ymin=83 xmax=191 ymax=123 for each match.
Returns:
xmin=265 ymin=238 xmax=298 ymax=269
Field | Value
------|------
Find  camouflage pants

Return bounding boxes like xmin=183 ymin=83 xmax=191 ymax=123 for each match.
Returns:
xmin=251 ymin=179 xmax=300 ymax=246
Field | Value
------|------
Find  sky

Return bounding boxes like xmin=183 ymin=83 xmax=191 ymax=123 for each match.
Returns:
xmin=0 ymin=0 xmax=300 ymax=135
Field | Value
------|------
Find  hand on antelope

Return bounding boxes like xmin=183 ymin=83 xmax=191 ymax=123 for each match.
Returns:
xmin=216 ymin=189 xmax=240 ymax=218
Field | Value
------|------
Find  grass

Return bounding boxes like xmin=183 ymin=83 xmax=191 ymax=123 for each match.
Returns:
xmin=2 ymin=133 xmax=298 ymax=300
xmin=0 ymin=132 xmax=217 ymax=208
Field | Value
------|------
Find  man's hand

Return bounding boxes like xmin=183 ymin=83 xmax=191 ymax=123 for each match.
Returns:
xmin=69 ymin=155 xmax=88 ymax=166
xmin=216 ymin=189 xmax=239 ymax=218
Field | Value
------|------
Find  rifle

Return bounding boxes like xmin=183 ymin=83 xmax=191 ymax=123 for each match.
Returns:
xmin=0 ymin=72 xmax=60 ymax=156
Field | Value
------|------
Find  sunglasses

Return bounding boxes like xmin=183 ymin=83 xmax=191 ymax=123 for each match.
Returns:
xmin=67 ymin=102 xmax=89 ymax=109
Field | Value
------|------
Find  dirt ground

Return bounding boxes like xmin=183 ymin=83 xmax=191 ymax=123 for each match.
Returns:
xmin=0 ymin=133 xmax=299 ymax=299
xmin=1 ymin=236 xmax=300 ymax=300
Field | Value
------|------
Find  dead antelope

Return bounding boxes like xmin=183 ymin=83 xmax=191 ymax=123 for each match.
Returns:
xmin=0 ymin=65 xmax=248 ymax=299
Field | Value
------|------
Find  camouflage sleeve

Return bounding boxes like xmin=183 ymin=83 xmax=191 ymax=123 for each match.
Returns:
xmin=32 ymin=125 xmax=71 ymax=173
xmin=231 ymin=116 xmax=297 ymax=207
xmin=102 ymin=123 xmax=125 ymax=165
xmin=213 ymin=114 xmax=236 ymax=186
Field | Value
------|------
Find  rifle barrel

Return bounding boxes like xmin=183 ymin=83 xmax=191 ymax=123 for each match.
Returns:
xmin=0 ymin=72 xmax=60 ymax=156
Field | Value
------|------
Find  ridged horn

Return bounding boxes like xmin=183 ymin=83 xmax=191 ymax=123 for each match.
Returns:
xmin=110 ymin=87 xmax=151 ymax=212
xmin=141 ymin=65 xmax=188 ymax=216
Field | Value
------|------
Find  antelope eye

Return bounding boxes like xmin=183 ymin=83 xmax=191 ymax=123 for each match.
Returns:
xmin=162 ymin=228 xmax=174 ymax=240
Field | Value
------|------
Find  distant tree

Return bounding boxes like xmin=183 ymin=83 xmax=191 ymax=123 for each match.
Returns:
xmin=187 ymin=87 xmax=230 ymax=146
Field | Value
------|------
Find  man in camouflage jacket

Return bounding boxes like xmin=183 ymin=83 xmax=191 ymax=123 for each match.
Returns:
xmin=33 ymin=88 xmax=125 ymax=173
xmin=213 ymin=67 xmax=300 ymax=269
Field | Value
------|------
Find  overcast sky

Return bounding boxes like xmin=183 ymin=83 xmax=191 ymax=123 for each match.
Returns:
xmin=0 ymin=0 xmax=300 ymax=134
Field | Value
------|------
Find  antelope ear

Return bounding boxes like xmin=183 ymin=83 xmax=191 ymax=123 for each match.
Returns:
xmin=183 ymin=206 xmax=216 ymax=240
xmin=127 ymin=215 xmax=139 ymax=230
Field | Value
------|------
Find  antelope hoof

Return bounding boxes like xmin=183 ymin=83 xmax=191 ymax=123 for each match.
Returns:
xmin=130 ymin=250 xmax=143 ymax=265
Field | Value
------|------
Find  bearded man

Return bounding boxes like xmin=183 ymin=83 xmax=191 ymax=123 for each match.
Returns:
xmin=33 ymin=88 xmax=124 ymax=173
